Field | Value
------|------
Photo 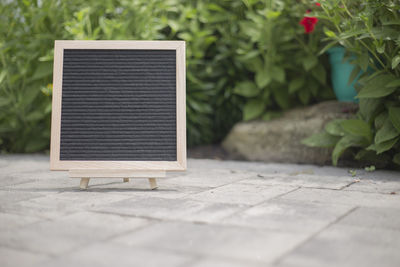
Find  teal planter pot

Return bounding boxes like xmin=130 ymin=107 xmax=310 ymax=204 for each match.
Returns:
xmin=327 ymin=46 xmax=359 ymax=103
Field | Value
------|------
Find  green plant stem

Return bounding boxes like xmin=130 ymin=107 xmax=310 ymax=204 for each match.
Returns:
xmin=358 ymin=39 xmax=387 ymax=70
xmin=340 ymin=0 xmax=353 ymax=18
xmin=362 ymin=19 xmax=392 ymax=68
xmin=294 ymin=35 xmax=309 ymax=53
xmin=322 ymin=0 xmax=387 ymax=72
xmin=0 ymin=53 xmax=12 ymax=96
xmin=320 ymin=5 xmax=342 ymax=34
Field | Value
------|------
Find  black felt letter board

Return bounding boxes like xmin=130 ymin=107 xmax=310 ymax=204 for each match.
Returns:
xmin=60 ymin=49 xmax=177 ymax=161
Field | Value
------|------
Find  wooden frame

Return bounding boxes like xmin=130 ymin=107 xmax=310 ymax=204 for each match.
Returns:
xmin=50 ymin=40 xmax=186 ymax=172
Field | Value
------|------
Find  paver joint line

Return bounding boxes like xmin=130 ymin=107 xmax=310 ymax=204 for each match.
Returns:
xmin=272 ymin=206 xmax=360 ymax=265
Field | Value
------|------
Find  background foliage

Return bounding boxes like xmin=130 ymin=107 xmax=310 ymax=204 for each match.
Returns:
xmin=231 ymin=0 xmax=333 ymax=121
xmin=302 ymin=0 xmax=400 ymax=168
xmin=0 ymin=0 xmax=331 ymax=153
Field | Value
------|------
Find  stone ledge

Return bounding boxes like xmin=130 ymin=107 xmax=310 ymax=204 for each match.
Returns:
xmin=222 ymin=101 xmax=358 ymax=165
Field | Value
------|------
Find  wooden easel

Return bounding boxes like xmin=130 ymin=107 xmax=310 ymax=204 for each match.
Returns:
xmin=69 ymin=169 xmax=166 ymax=190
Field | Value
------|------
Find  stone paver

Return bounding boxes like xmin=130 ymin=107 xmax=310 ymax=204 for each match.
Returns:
xmin=0 ymin=155 xmax=399 ymax=267
xmin=187 ymin=183 xmax=296 ymax=205
xmin=276 ymin=225 xmax=400 ymax=267
xmin=238 ymin=173 xmax=356 ymax=190
xmin=41 ymin=243 xmax=193 ymax=267
xmin=280 ymin=187 xmax=400 ymax=208
xmin=0 ymin=213 xmax=42 ymax=231
xmin=0 ymin=247 xmax=49 ymax=267
xmin=112 ymin=221 xmax=309 ymax=264
xmin=343 ymin=174 xmax=400 ymax=194
xmin=338 ymin=206 xmax=400 ymax=231
xmin=220 ymin=198 xmax=354 ymax=234
xmin=92 ymin=197 xmax=249 ymax=223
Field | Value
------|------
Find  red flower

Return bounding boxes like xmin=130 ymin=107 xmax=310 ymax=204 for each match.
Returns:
xmin=315 ymin=3 xmax=321 ymax=6
xmin=300 ymin=16 xmax=318 ymax=33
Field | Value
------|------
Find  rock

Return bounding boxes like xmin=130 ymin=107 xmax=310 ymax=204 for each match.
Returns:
xmin=222 ymin=101 xmax=357 ymax=165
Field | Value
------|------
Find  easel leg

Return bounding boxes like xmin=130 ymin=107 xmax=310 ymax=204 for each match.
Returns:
xmin=80 ymin=178 xmax=90 ymax=189
xmin=148 ymin=178 xmax=158 ymax=190
xmin=123 ymin=178 xmax=129 ymax=183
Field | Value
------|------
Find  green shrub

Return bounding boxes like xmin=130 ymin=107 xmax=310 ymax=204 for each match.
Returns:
xmin=0 ymin=0 xmax=212 ymax=151
xmin=230 ymin=0 xmax=333 ymax=121
xmin=164 ymin=0 xmax=246 ymax=145
xmin=0 ymin=0 xmax=64 ymax=152
xmin=302 ymin=0 xmax=400 ymax=168
xmin=0 ymin=0 xmax=332 ymax=153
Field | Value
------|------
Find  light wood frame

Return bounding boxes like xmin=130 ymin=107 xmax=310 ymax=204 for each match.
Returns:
xmin=50 ymin=40 xmax=186 ymax=171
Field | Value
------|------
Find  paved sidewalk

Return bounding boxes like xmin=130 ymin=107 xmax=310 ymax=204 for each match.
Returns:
xmin=1 ymin=155 xmax=400 ymax=267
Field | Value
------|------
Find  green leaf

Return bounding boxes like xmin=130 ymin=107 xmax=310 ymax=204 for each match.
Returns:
xmin=245 ymin=57 xmax=263 ymax=72
xmin=255 ymin=69 xmax=271 ymax=88
xmin=262 ymin=111 xmax=281 ymax=121
xmin=234 ymin=81 xmax=260 ymax=97
xmin=324 ymin=28 xmax=336 ymax=38
xmin=369 ymin=27 xmax=398 ymax=40
xmin=358 ymin=71 xmax=384 ymax=85
xmin=21 ymin=86 xmax=40 ymax=107
xmin=0 ymin=97 xmax=11 ymax=108
xmin=311 ymin=66 xmax=326 ymax=85
xmin=266 ymin=10 xmax=281 ymax=19
xmin=355 ymin=150 xmax=391 ymax=165
xmin=308 ymin=80 xmax=319 ymax=97
xmin=357 ymin=74 xmax=397 ymax=98
xmin=359 ymin=52 xmax=369 ymax=71
xmin=375 ymin=112 xmax=387 ymax=129
xmin=288 ymin=77 xmax=305 ymax=94
xmin=303 ymin=56 xmax=318 ymax=71
xmin=393 ymin=153 xmax=400 ymax=165
xmin=0 ymin=70 xmax=6 ymax=85
xmin=339 ymin=29 xmax=367 ymax=39
xmin=325 ymin=119 xmax=345 ymax=136
xmin=375 ymin=119 xmax=400 ymax=144
xmin=364 ymin=165 xmax=376 ymax=172
xmin=298 ymin=89 xmax=310 ymax=105
xmin=319 ymin=41 xmax=337 ymax=56
xmin=389 ymin=107 xmax=400 ymax=132
xmin=375 ymin=137 xmax=399 ymax=154
xmin=332 ymin=135 xmax=366 ymax=166
xmin=168 ymin=20 xmax=180 ymax=32
xmin=274 ymin=88 xmax=290 ymax=109
xmin=271 ymin=66 xmax=285 ymax=83
xmin=348 ymin=65 xmax=361 ymax=85
xmin=340 ymin=119 xmax=372 ymax=142
xmin=24 ymin=138 xmax=49 ymax=153
xmin=386 ymin=79 xmax=400 ymax=88
xmin=376 ymin=43 xmax=385 ymax=54
xmin=392 ymin=55 xmax=400 ymax=69
xmin=243 ymin=99 xmax=265 ymax=121
xmin=29 ymin=61 xmax=53 ymax=82
xmin=0 ymin=122 xmax=15 ymax=134
xmin=26 ymin=111 xmax=44 ymax=122
xmin=359 ymin=98 xmax=383 ymax=123
xmin=301 ymin=132 xmax=340 ymax=148
xmin=189 ymin=101 xmax=212 ymax=113
xmin=238 ymin=50 xmax=259 ymax=61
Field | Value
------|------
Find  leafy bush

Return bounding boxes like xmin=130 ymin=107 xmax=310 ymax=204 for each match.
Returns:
xmin=0 ymin=0 xmax=63 ymax=152
xmin=164 ymin=1 xmax=246 ymax=145
xmin=230 ymin=0 xmax=333 ymax=121
xmin=302 ymin=0 xmax=400 ymax=168
xmin=0 ymin=0 xmax=332 ymax=153
xmin=0 ymin=0 xmax=212 ymax=151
